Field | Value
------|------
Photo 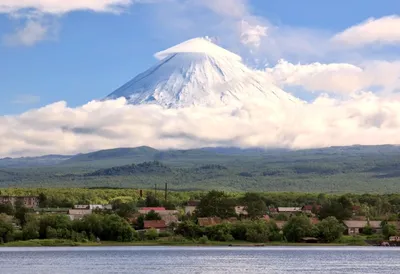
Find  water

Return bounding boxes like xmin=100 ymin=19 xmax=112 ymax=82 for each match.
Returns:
xmin=0 ymin=246 xmax=399 ymax=274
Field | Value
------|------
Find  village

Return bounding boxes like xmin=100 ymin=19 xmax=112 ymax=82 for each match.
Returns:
xmin=1 ymin=191 xmax=400 ymax=246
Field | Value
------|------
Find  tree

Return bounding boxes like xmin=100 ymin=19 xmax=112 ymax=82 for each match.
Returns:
xmin=0 ymin=202 xmax=15 ymax=216
xmin=136 ymin=215 xmax=145 ymax=230
xmin=38 ymin=193 xmax=49 ymax=208
xmin=162 ymin=201 xmax=176 ymax=210
xmin=145 ymin=210 xmax=162 ymax=221
xmin=382 ymin=223 xmax=397 ymax=239
xmin=283 ymin=215 xmax=314 ymax=242
xmin=14 ymin=201 xmax=30 ymax=226
xmin=175 ymin=221 xmax=204 ymax=239
xmin=22 ymin=215 xmax=40 ymax=240
xmin=245 ymin=221 xmax=281 ymax=243
xmin=363 ymin=225 xmax=373 ymax=235
xmin=242 ymin=193 xmax=267 ymax=219
xmin=195 ymin=191 xmax=236 ymax=219
xmin=113 ymin=201 xmax=137 ymax=218
xmin=319 ymin=199 xmax=352 ymax=221
xmin=205 ymin=223 xmax=234 ymax=242
xmin=316 ymin=217 xmax=344 ymax=243
xmin=0 ymin=214 xmax=14 ymax=243
xmin=145 ymin=228 xmax=158 ymax=240
xmin=39 ymin=214 xmax=72 ymax=239
xmin=145 ymin=193 xmax=161 ymax=207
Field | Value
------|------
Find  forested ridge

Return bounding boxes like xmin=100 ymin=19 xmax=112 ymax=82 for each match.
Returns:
xmin=1 ymin=145 xmax=400 ymax=192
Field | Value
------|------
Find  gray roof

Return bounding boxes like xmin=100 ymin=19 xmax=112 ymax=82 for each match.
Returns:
xmin=277 ymin=207 xmax=302 ymax=212
xmin=343 ymin=220 xmax=382 ymax=229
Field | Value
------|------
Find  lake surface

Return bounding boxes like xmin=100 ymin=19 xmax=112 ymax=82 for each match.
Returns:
xmin=0 ymin=246 xmax=399 ymax=274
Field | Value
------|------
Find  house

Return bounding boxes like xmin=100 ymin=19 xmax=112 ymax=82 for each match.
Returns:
xmin=74 ymin=205 xmax=90 ymax=209
xmin=268 ymin=207 xmax=278 ymax=215
xmin=35 ymin=208 xmax=70 ymax=214
xmin=389 ymin=236 xmax=400 ymax=242
xmin=90 ymin=204 xmax=112 ymax=210
xmin=275 ymin=221 xmax=287 ymax=230
xmin=74 ymin=204 xmax=112 ymax=210
xmin=68 ymin=209 xmax=92 ymax=220
xmin=301 ymin=237 xmax=319 ymax=243
xmin=18 ymin=196 xmax=40 ymax=208
xmin=388 ymin=221 xmax=400 ymax=231
xmin=352 ymin=205 xmax=362 ymax=215
xmin=235 ymin=206 xmax=248 ymax=216
xmin=343 ymin=220 xmax=382 ymax=235
xmin=0 ymin=196 xmax=14 ymax=205
xmin=144 ymin=220 xmax=167 ymax=231
xmin=139 ymin=207 xmax=166 ymax=214
xmin=139 ymin=207 xmax=178 ymax=216
xmin=302 ymin=205 xmax=321 ymax=214
xmin=198 ymin=217 xmax=222 ymax=226
xmin=277 ymin=207 xmax=302 ymax=215
xmin=161 ymin=215 xmax=179 ymax=226
xmin=262 ymin=215 xmax=270 ymax=221
xmin=184 ymin=200 xmax=200 ymax=215
xmin=0 ymin=196 xmax=39 ymax=208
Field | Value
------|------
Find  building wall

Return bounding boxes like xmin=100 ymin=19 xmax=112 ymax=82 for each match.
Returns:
xmin=184 ymin=206 xmax=197 ymax=215
xmin=0 ymin=196 xmax=39 ymax=208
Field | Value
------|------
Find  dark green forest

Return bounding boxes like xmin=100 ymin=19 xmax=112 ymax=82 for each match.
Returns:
xmin=1 ymin=145 xmax=400 ymax=192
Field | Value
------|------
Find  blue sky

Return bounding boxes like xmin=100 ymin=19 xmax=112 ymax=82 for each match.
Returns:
xmin=1 ymin=0 xmax=399 ymax=115
xmin=2 ymin=0 xmax=400 ymax=156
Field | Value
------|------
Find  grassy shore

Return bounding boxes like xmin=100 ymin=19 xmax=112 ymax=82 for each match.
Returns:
xmin=0 ymin=238 xmax=369 ymax=247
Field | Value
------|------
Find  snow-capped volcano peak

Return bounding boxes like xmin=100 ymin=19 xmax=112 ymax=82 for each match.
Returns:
xmin=154 ymin=37 xmax=242 ymax=61
xmin=105 ymin=37 xmax=300 ymax=108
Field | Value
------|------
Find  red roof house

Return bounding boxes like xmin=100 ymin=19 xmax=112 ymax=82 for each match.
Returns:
xmin=140 ymin=207 xmax=166 ymax=211
xmin=144 ymin=220 xmax=167 ymax=230
xmin=302 ymin=205 xmax=321 ymax=213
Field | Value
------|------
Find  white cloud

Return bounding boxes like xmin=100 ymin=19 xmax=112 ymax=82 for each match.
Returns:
xmin=0 ymin=0 xmax=135 ymax=46
xmin=3 ymin=20 xmax=52 ymax=46
xmin=12 ymin=94 xmax=41 ymax=105
xmin=240 ymin=20 xmax=267 ymax=48
xmin=2 ymin=95 xmax=400 ymax=157
xmin=266 ymin=60 xmax=400 ymax=94
xmin=191 ymin=0 xmax=249 ymax=18
xmin=0 ymin=0 xmax=132 ymax=15
xmin=332 ymin=15 xmax=400 ymax=48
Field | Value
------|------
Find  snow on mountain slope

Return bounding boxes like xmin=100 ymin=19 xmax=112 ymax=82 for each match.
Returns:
xmin=105 ymin=37 xmax=300 ymax=108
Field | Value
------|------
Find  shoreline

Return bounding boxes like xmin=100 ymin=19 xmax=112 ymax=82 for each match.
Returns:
xmin=0 ymin=239 xmax=368 ymax=248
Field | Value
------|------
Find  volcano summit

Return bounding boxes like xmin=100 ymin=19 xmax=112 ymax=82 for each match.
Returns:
xmin=105 ymin=37 xmax=300 ymax=108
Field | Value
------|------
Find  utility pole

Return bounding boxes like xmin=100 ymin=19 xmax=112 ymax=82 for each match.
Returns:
xmin=154 ymin=184 xmax=157 ymax=198
xmin=165 ymin=183 xmax=168 ymax=202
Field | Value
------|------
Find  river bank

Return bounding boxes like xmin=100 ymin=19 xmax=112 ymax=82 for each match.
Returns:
xmin=0 ymin=238 xmax=369 ymax=247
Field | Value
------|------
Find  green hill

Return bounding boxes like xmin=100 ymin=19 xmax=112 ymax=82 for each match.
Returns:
xmin=1 ymin=145 xmax=400 ymax=193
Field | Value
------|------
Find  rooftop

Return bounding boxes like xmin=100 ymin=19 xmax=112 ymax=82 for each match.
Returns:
xmin=144 ymin=220 xmax=167 ymax=229
xmin=343 ymin=220 xmax=382 ymax=229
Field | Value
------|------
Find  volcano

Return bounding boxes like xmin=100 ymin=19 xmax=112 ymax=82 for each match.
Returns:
xmin=105 ymin=37 xmax=300 ymax=108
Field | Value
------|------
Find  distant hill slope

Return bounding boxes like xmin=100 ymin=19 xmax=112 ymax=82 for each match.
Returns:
xmin=2 ymin=145 xmax=400 ymax=193
xmin=0 ymin=155 xmax=72 ymax=168
xmin=85 ymin=161 xmax=172 ymax=176
xmin=64 ymin=146 xmax=158 ymax=163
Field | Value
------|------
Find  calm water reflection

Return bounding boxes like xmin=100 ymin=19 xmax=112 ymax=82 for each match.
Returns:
xmin=0 ymin=246 xmax=399 ymax=274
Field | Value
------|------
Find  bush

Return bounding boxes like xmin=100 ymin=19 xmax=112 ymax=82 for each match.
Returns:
xmin=175 ymin=221 xmax=204 ymax=239
xmin=316 ymin=217 xmax=344 ymax=243
xmin=167 ymin=235 xmax=188 ymax=243
xmin=283 ymin=216 xmax=313 ymax=242
xmin=198 ymin=235 xmax=209 ymax=244
xmin=205 ymin=223 xmax=233 ymax=242
xmin=245 ymin=221 xmax=281 ymax=243
xmin=159 ymin=231 xmax=173 ymax=237
xmin=46 ymin=227 xmax=58 ymax=239
xmin=362 ymin=225 xmax=373 ymax=235
xmin=145 ymin=228 xmax=159 ymax=240
xmin=12 ymin=230 xmax=23 ymax=242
